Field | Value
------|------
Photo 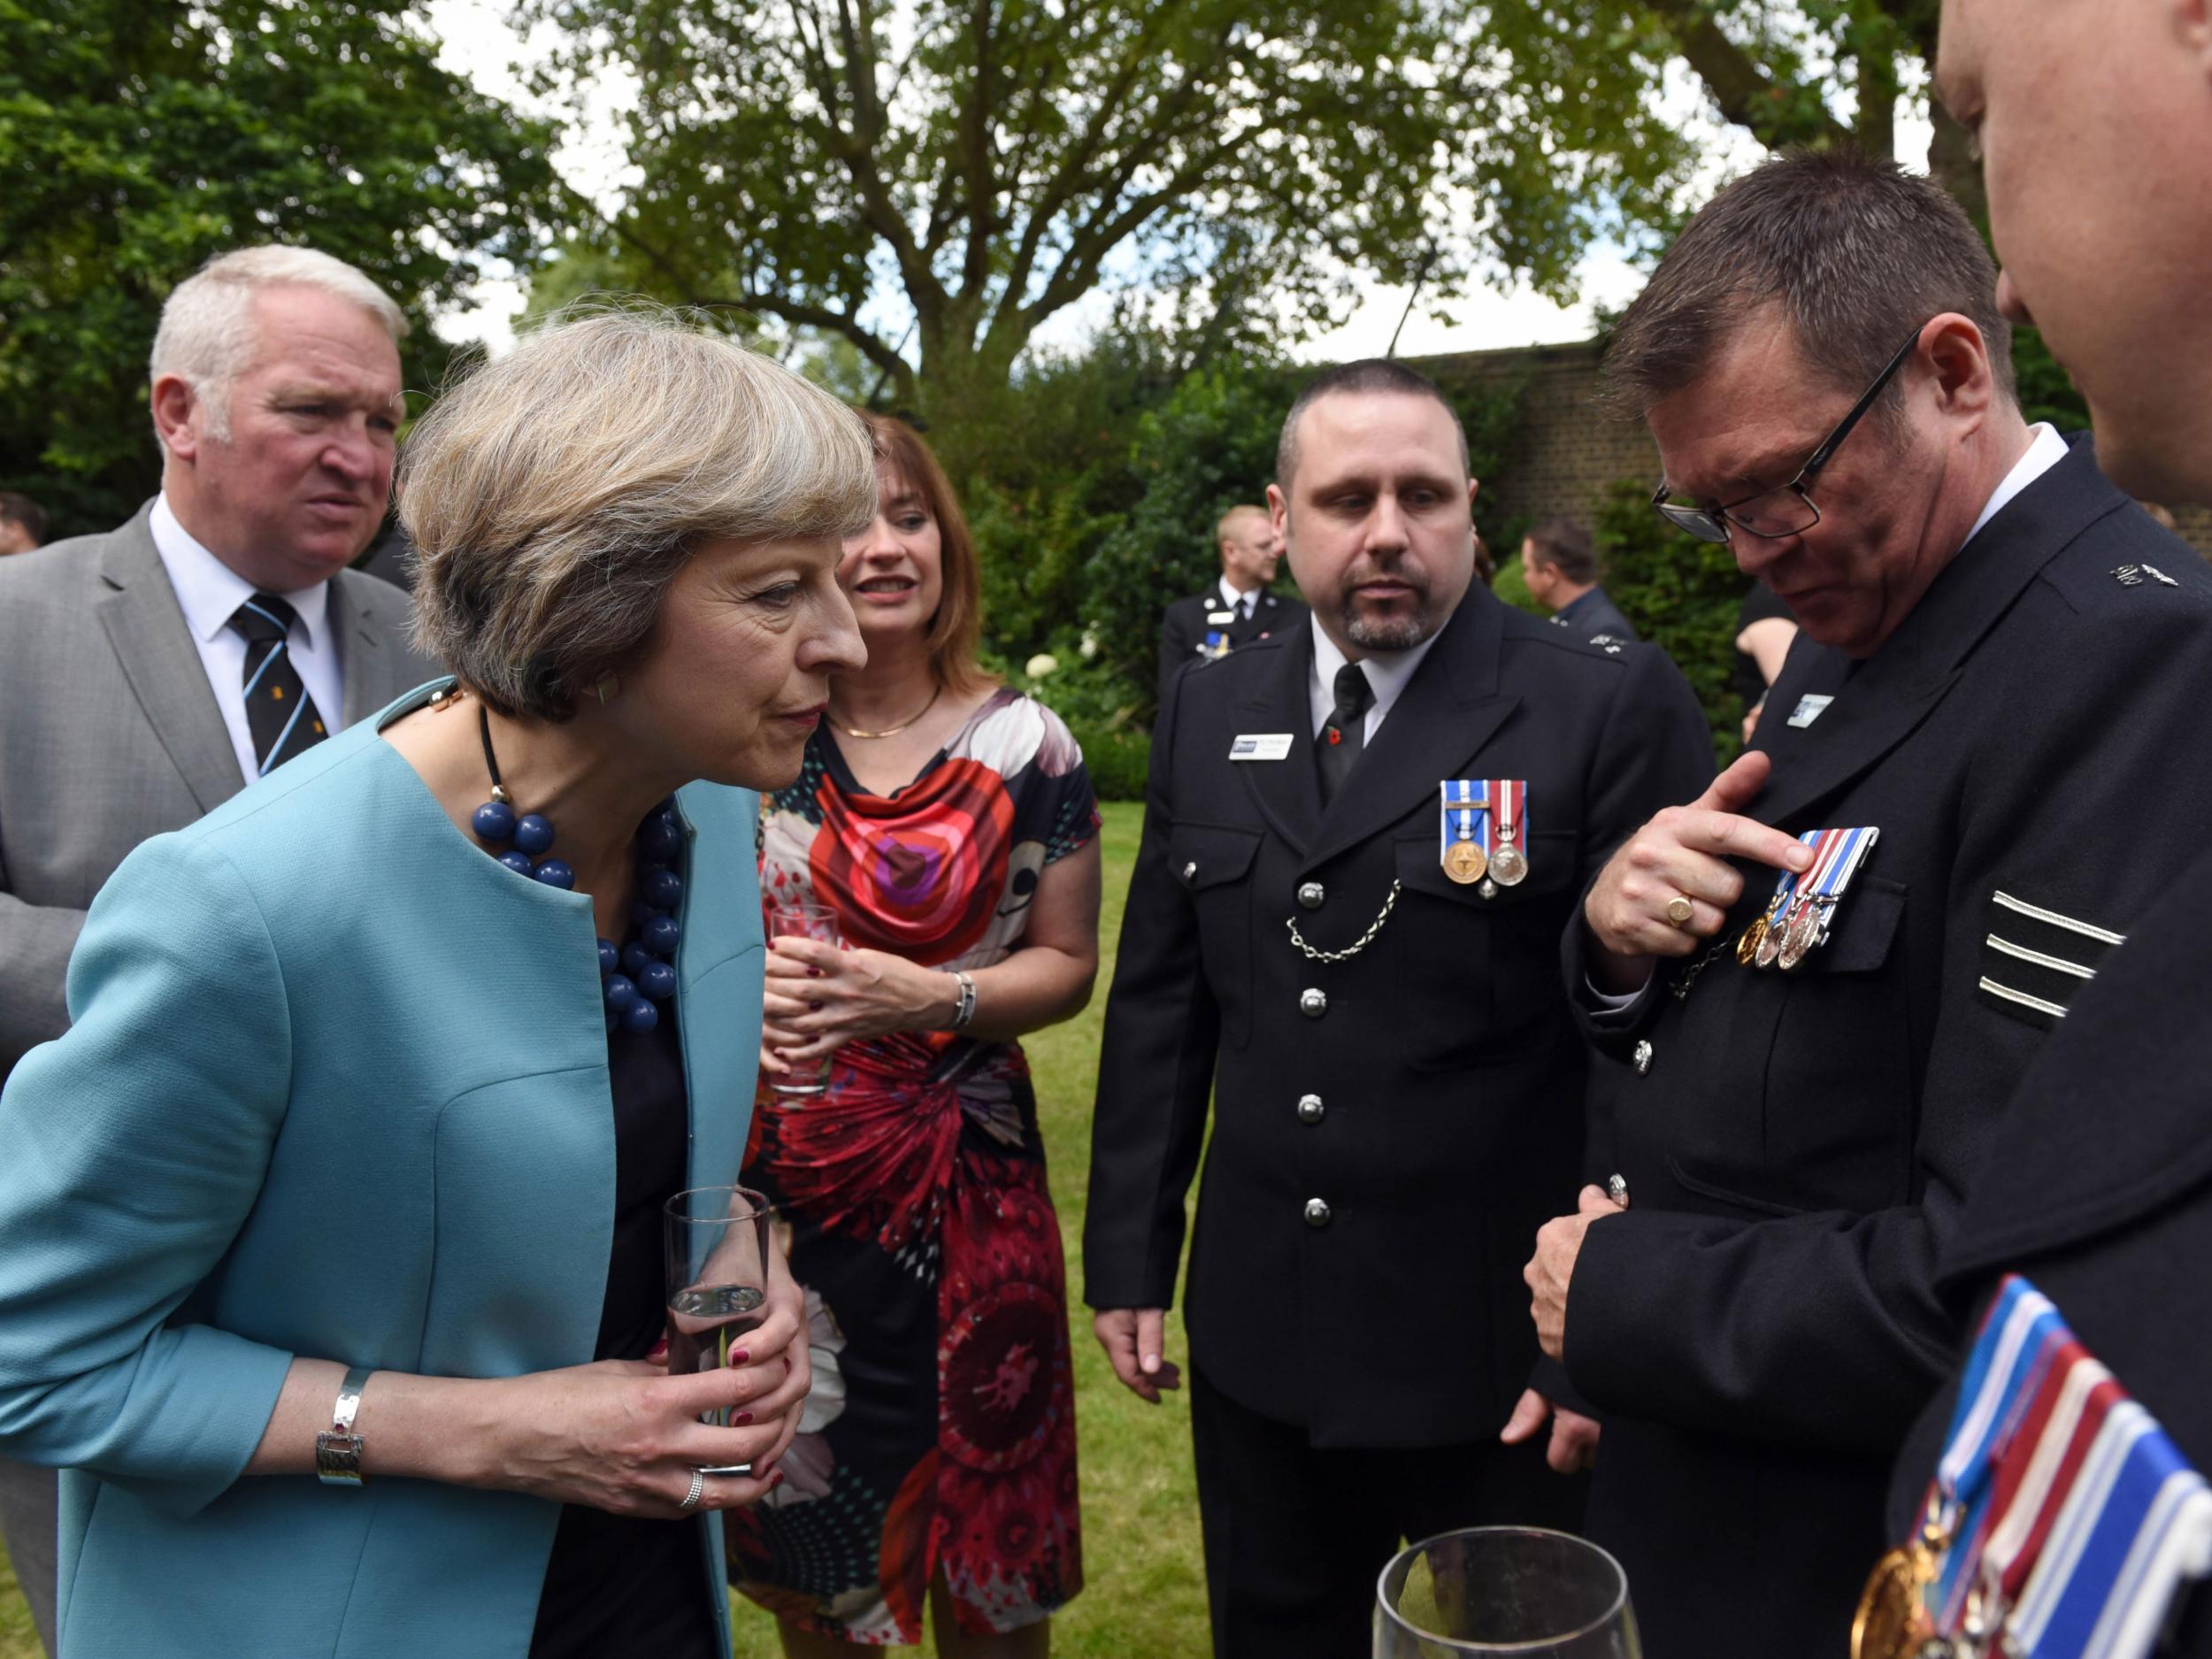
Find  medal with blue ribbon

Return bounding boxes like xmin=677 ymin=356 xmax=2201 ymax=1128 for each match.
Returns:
xmin=1852 ymin=1275 xmax=2212 ymax=1659
xmin=1440 ymin=780 xmax=1487 ymax=885
xmin=1748 ymin=829 xmax=1822 ymax=969
xmin=1777 ymin=825 xmax=1879 ymax=972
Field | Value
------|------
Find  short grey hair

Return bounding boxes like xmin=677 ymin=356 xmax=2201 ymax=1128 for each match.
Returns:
xmin=150 ymin=246 xmax=407 ymax=440
xmin=400 ymin=304 xmax=878 ymax=722
xmin=1602 ymin=150 xmax=2016 ymax=420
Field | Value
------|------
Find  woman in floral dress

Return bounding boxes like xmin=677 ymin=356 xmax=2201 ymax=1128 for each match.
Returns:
xmin=730 ymin=413 xmax=1101 ymax=1655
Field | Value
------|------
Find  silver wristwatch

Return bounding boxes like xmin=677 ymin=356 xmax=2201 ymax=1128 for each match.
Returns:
xmin=315 ymin=1365 xmax=373 ymax=1486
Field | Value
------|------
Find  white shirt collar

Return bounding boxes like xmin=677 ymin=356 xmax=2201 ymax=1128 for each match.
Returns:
xmin=1308 ymin=611 xmax=1444 ymax=739
xmin=1219 ymin=574 xmax=1260 ymax=613
xmin=150 ymin=493 xmax=329 ymax=649
xmin=1962 ymin=424 xmax=2069 ymax=549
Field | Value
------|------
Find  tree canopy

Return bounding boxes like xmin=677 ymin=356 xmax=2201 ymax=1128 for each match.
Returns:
xmin=0 ymin=0 xmax=561 ymax=537
xmin=531 ymin=0 xmax=1706 ymax=441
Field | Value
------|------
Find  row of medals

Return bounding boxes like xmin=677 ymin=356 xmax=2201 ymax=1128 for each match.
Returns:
xmin=1735 ymin=887 xmax=1831 ymax=973
xmin=1444 ymin=819 xmax=1526 ymax=887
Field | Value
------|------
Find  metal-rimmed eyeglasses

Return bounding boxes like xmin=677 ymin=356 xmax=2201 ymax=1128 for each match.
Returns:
xmin=1649 ymin=322 xmax=1928 ymax=546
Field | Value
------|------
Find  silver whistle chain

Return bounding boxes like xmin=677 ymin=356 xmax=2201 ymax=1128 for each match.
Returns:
xmin=1286 ymin=880 xmax=1402 ymax=963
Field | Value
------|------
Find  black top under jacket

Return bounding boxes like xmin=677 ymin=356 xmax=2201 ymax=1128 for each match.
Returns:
xmin=1558 ymin=437 xmax=2212 ymax=1659
xmin=1156 ymin=586 xmax=1309 ymax=710
xmin=1088 ymin=583 xmax=1714 ymax=1449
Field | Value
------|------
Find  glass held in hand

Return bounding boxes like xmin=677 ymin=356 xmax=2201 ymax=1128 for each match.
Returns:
xmin=1375 ymin=1528 xmax=1642 ymax=1659
xmin=664 ymin=1184 xmax=775 ymax=1476
xmin=765 ymin=900 xmax=842 ymax=1096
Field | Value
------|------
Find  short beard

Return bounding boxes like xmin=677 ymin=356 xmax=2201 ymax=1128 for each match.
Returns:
xmin=1342 ymin=605 xmax=1435 ymax=654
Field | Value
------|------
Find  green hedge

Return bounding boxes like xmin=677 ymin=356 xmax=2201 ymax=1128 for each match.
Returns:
xmin=1593 ymin=477 xmax=1751 ymax=760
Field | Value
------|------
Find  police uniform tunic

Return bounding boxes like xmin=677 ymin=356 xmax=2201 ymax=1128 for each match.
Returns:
xmin=1157 ymin=582 xmax=1307 ymax=709
xmin=1088 ymin=585 xmax=1711 ymax=1650
xmin=1885 ymin=841 xmax=2212 ymax=1653
xmin=1558 ymin=440 xmax=2212 ymax=1658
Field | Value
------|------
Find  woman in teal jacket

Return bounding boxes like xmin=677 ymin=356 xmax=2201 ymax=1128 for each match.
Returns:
xmin=0 ymin=309 xmax=871 ymax=1657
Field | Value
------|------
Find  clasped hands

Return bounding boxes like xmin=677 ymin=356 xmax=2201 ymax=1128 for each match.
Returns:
xmin=759 ymin=935 xmax=957 ymax=1079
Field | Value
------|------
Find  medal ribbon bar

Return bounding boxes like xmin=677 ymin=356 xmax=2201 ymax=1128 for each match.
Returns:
xmin=1439 ymin=780 xmax=1489 ymax=859
xmin=1909 ymin=1277 xmax=2212 ymax=1659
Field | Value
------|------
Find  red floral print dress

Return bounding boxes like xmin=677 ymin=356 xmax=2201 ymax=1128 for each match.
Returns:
xmin=728 ymin=689 xmax=1099 ymax=1643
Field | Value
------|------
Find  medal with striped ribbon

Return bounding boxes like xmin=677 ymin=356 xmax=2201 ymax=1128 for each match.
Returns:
xmin=1854 ymin=1276 xmax=2212 ymax=1659
xmin=1777 ymin=825 xmax=1880 ymax=972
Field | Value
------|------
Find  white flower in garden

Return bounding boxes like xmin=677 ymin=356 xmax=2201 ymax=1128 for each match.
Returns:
xmin=1079 ymin=630 xmax=1099 ymax=660
xmin=1025 ymin=652 xmax=1059 ymax=679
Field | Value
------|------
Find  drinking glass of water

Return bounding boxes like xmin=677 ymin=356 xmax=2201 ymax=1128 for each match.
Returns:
xmin=1375 ymin=1527 xmax=1641 ymax=1658
xmin=765 ymin=900 xmax=841 ymax=1095
xmin=664 ymin=1184 xmax=775 ymax=1476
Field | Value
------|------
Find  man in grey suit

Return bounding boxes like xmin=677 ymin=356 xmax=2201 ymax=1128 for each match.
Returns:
xmin=0 ymin=245 xmax=438 ymax=1655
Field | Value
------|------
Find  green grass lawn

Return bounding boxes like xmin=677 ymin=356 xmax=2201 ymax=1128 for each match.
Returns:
xmin=0 ymin=801 xmax=1207 ymax=1658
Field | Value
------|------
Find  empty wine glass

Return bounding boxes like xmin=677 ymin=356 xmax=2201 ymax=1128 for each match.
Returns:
xmin=1375 ymin=1527 xmax=1641 ymax=1658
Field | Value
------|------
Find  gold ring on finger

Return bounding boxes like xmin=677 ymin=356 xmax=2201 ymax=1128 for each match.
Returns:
xmin=1665 ymin=895 xmax=1694 ymax=928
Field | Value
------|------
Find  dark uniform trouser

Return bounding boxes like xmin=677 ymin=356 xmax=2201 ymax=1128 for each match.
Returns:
xmin=1190 ymin=1365 xmax=1587 ymax=1659
xmin=0 ymin=1455 xmax=57 ymax=1655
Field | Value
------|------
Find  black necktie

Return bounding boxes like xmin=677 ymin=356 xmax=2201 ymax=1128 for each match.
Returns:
xmin=227 ymin=593 xmax=329 ymax=777
xmin=1316 ymin=663 xmax=1374 ymax=804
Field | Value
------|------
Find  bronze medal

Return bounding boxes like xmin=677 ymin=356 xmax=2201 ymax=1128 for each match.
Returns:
xmin=1736 ymin=916 xmax=1768 ymax=966
xmin=1445 ymin=840 xmax=1487 ymax=885
xmin=1755 ymin=903 xmax=1788 ymax=969
xmin=1850 ymin=1543 xmax=1938 ymax=1659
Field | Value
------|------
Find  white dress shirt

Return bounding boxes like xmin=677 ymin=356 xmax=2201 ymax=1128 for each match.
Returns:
xmin=150 ymin=494 xmax=344 ymax=784
xmin=1218 ymin=575 xmax=1261 ymax=622
xmin=1963 ymin=423 xmax=2068 ymax=548
xmin=1307 ymin=613 xmax=1443 ymax=743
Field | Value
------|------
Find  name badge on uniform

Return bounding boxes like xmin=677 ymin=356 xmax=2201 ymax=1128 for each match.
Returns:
xmin=1207 ymin=610 xmax=1237 ymax=626
xmin=1788 ymin=694 xmax=1834 ymax=728
xmin=1851 ymin=1274 xmax=2212 ymax=1659
xmin=1230 ymin=733 xmax=1294 ymax=761
xmin=1437 ymin=780 xmax=1530 ymax=887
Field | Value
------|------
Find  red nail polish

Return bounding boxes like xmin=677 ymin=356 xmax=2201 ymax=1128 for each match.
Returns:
xmin=771 ymin=1470 xmax=786 ymax=1487
xmin=808 ymin=967 xmax=824 ymax=979
xmin=730 ymin=1348 xmax=749 ymax=1365
xmin=734 ymin=1409 xmax=753 ymax=1425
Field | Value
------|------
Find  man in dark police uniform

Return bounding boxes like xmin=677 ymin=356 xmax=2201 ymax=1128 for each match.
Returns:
xmin=1156 ymin=503 xmax=1305 ymax=708
xmin=1523 ymin=150 xmax=2212 ymax=1659
xmin=1087 ymin=358 xmax=1712 ymax=1655
xmin=1874 ymin=7 xmax=2212 ymax=1651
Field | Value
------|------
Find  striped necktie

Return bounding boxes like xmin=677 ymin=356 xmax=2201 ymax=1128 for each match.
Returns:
xmin=227 ymin=593 xmax=329 ymax=776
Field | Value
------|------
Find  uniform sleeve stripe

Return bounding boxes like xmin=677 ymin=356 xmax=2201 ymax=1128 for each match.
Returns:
xmin=1991 ymin=890 xmax=2125 ymax=946
xmin=1985 ymin=933 xmax=2098 ymax=979
xmin=1979 ymin=976 xmax=2070 ymax=1020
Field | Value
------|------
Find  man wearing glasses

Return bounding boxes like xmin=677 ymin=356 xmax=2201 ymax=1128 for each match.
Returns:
xmin=1519 ymin=150 xmax=2212 ymax=1659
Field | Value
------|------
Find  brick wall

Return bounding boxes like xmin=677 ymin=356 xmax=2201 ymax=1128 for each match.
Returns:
xmin=1414 ymin=336 xmax=2212 ymax=560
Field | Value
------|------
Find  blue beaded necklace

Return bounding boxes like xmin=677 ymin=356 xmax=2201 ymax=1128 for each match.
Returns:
xmin=468 ymin=703 xmax=682 ymax=1035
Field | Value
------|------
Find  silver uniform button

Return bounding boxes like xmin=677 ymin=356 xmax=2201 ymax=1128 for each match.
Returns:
xmin=1633 ymin=1040 xmax=1654 ymax=1076
xmin=1607 ymin=1173 xmax=1630 ymax=1208
xmin=1297 ymin=881 xmax=1325 ymax=910
xmin=1296 ymin=1094 xmax=1325 ymax=1124
xmin=1303 ymin=1197 xmax=1332 ymax=1228
xmin=1300 ymin=987 xmax=1328 ymax=1018
xmin=1183 ymin=860 xmax=1198 ymax=880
